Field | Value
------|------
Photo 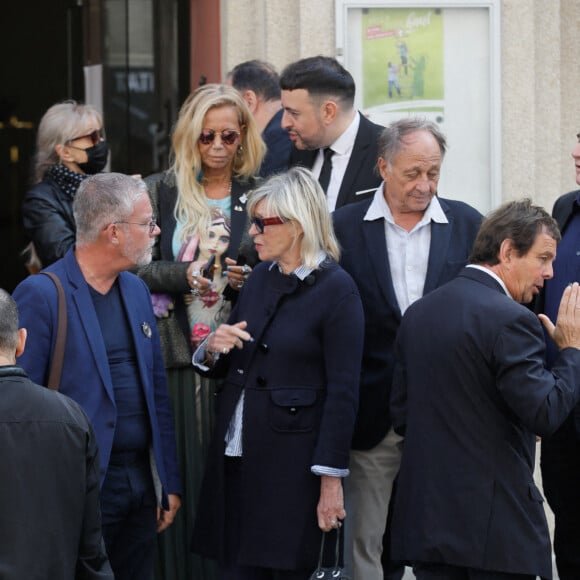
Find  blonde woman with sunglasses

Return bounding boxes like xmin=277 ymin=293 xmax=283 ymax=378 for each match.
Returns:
xmin=138 ymin=83 xmax=265 ymax=580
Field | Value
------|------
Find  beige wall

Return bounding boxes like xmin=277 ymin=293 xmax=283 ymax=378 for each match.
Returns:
xmin=222 ymin=0 xmax=580 ymax=213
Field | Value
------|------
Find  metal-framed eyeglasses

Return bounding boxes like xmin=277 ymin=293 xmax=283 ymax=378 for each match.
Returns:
xmin=114 ymin=216 xmax=158 ymax=234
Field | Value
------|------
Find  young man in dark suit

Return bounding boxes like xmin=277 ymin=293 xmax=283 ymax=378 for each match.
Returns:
xmin=280 ymin=55 xmax=383 ymax=211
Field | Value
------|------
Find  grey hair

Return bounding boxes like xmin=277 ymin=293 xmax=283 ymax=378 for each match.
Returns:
xmin=73 ymin=173 xmax=147 ymax=244
xmin=246 ymin=167 xmax=340 ymax=269
xmin=33 ymin=100 xmax=103 ymax=182
xmin=378 ymin=117 xmax=447 ymax=169
xmin=0 ymin=289 xmax=19 ymax=354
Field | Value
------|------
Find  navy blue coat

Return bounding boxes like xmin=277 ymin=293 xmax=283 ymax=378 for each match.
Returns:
xmin=390 ymin=267 xmax=580 ymax=578
xmin=191 ymin=259 xmax=364 ymax=570
xmin=333 ymin=195 xmax=482 ymax=450
xmin=12 ymin=250 xmax=181 ymax=505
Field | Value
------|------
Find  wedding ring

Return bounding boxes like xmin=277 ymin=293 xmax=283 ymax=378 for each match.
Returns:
xmin=193 ymin=279 xmax=199 ymax=287
xmin=192 ymin=270 xmax=200 ymax=277
xmin=237 ymin=280 xmax=244 ymax=289
xmin=241 ymin=265 xmax=250 ymax=275
xmin=191 ymin=288 xmax=200 ymax=297
xmin=222 ymin=347 xmax=229 ymax=355
xmin=330 ymin=520 xmax=337 ymax=526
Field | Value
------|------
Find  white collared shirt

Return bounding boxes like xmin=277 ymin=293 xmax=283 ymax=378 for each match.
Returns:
xmin=467 ymin=264 xmax=513 ymax=298
xmin=312 ymin=112 xmax=360 ymax=212
xmin=364 ymin=185 xmax=448 ymax=314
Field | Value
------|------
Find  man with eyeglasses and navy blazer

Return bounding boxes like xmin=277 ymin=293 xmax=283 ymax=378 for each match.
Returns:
xmin=13 ymin=172 xmax=181 ymax=580
xmin=280 ymin=56 xmax=383 ymax=211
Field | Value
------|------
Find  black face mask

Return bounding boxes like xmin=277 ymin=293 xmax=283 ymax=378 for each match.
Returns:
xmin=78 ymin=140 xmax=109 ymax=174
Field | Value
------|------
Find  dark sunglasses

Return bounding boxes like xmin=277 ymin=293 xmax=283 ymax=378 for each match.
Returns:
xmin=250 ymin=216 xmax=288 ymax=234
xmin=67 ymin=128 xmax=104 ymax=146
xmin=198 ymin=129 xmax=240 ymax=146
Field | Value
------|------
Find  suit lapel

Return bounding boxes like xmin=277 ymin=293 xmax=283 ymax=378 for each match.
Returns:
xmin=335 ymin=115 xmax=369 ymax=208
xmin=362 ymin=218 xmax=401 ymax=318
xmin=65 ymin=253 xmax=115 ymax=399
xmin=423 ymin=214 xmax=453 ymax=294
xmin=229 ymin=180 xmax=249 ymax=260
xmin=289 ymin=148 xmax=317 ymax=169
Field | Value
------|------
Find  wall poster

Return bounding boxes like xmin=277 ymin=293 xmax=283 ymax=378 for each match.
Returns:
xmin=335 ymin=0 xmax=501 ymax=213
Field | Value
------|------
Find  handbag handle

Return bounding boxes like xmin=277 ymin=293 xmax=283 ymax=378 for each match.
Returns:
xmin=40 ymin=271 xmax=67 ymax=391
xmin=314 ymin=525 xmax=342 ymax=577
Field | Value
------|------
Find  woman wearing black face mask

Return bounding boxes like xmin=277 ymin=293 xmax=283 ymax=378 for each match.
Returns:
xmin=21 ymin=100 xmax=110 ymax=269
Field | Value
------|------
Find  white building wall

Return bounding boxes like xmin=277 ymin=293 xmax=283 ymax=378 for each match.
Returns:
xmin=221 ymin=0 xmax=580 ymax=212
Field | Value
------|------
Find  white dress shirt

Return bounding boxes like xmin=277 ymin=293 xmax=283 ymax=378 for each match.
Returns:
xmin=364 ymin=185 xmax=448 ymax=314
xmin=312 ymin=112 xmax=360 ymax=212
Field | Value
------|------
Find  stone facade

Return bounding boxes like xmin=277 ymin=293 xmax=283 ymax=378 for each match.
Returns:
xmin=221 ymin=0 xmax=580 ymax=212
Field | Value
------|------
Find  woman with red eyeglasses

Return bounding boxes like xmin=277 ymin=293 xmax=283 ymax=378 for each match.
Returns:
xmin=138 ymin=83 xmax=265 ymax=580
xmin=21 ymin=100 xmax=109 ymax=270
xmin=191 ymin=167 xmax=364 ymax=579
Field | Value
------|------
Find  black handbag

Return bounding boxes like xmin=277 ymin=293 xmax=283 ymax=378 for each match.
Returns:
xmin=308 ymin=526 xmax=350 ymax=580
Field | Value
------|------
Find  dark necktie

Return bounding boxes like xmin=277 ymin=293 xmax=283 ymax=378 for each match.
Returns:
xmin=318 ymin=147 xmax=334 ymax=193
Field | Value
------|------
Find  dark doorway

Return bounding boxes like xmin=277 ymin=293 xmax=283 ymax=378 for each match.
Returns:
xmin=0 ymin=0 xmax=84 ymax=292
xmin=0 ymin=0 xmax=188 ymax=293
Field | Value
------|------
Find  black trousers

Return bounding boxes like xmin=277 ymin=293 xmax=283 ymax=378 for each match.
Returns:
xmin=101 ymin=451 xmax=157 ymax=580
xmin=541 ymin=412 xmax=580 ymax=580
xmin=414 ymin=563 xmax=535 ymax=580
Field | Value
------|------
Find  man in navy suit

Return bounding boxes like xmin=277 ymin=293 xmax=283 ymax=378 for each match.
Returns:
xmin=333 ymin=118 xmax=482 ymax=580
xmin=13 ymin=173 xmax=181 ymax=580
xmin=280 ymin=55 xmax=383 ymax=211
xmin=390 ymin=199 xmax=580 ymax=579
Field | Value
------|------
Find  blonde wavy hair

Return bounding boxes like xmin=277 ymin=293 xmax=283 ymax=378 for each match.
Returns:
xmin=171 ymin=84 xmax=266 ymax=241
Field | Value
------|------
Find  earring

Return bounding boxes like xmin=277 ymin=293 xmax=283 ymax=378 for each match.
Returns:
xmin=237 ymin=145 xmax=244 ymax=157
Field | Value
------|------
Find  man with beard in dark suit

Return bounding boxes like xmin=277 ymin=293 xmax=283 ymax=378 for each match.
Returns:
xmin=280 ymin=56 xmax=383 ymax=211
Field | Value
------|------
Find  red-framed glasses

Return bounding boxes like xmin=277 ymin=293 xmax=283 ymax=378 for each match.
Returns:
xmin=250 ymin=216 xmax=288 ymax=234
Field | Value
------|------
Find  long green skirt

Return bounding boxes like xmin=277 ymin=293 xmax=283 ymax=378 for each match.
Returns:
xmin=154 ymin=366 xmax=218 ymax=580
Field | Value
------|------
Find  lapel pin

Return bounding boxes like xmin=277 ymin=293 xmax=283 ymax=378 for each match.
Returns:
xmin=234 ymin=205 xmax=243 ymax=212
xmin=141 ymin=322 xmax=152 ymax=338
xmin=239 ymin=193 xmax=248 ymax=204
